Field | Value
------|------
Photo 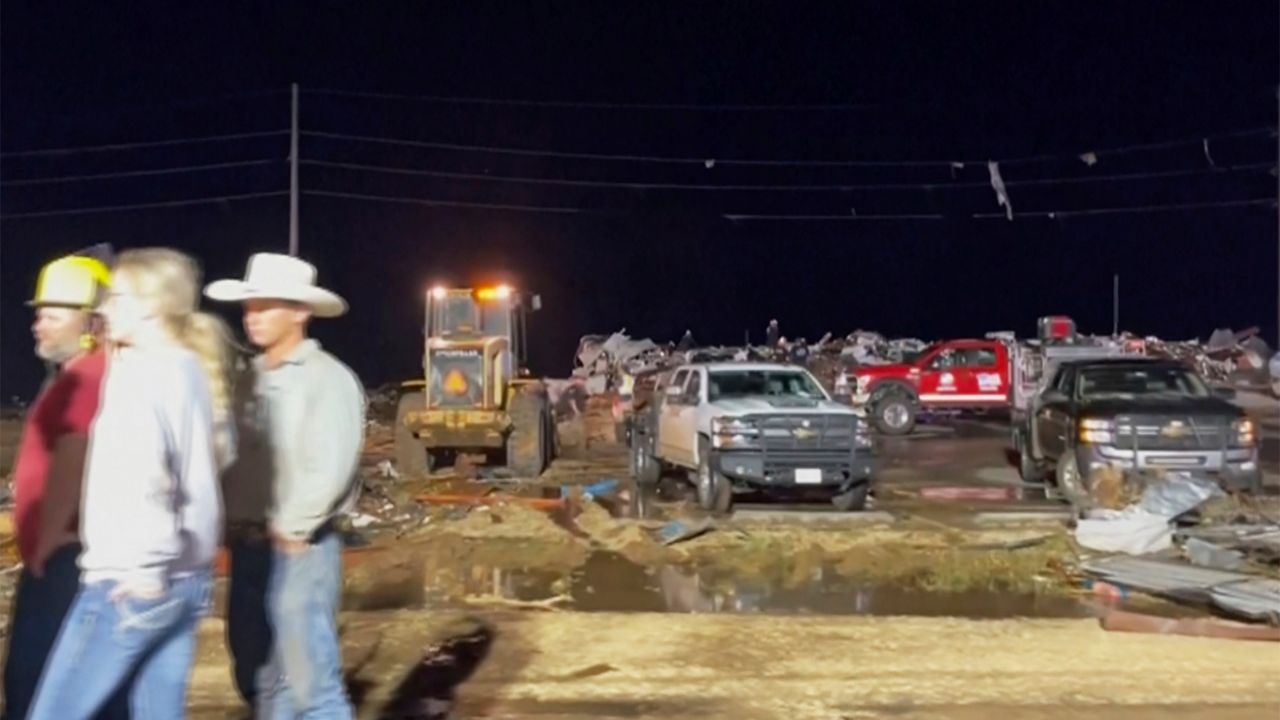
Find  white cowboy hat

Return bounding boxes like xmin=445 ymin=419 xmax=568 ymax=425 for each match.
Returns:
xmin=204 ymin=253 xmax=347 ymax=318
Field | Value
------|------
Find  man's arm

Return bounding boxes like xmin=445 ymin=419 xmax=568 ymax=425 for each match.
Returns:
xmin=273 ymin=365 xmax=365 ymax=542
xmin=31 ymin=433 xmax=86 ymax=576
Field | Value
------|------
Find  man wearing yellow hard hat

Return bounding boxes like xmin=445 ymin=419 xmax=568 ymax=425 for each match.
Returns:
xmin=2 ymin=246 xmax=126 ymax=720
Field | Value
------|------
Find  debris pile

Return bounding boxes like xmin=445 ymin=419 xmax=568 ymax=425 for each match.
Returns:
xmin=1127 ymin=327 xmax=1273 ymax=385
xmin=365 ymin=383 xmax=401 ymax=422
xmin=567 ymin=329 xmax=929 ymax=395
xmin=1083 ymin=555 xmax=1280 ymax=623
xmin=567 ymin=323 xmax=1274 ymax=396
xmin=573 ymin=332 xmax=664 ymax=395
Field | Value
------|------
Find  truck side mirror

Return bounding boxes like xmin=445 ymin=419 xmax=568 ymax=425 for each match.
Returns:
xmin=1040 ymin=389 xmax=1067 ymax=404
xmin=665 ymin=384 xmax=685 ymax=399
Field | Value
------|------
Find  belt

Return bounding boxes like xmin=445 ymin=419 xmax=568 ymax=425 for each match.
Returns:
xmin=228 ymin=519 xmax=338 ymax=546
xmin=225 ymin=521 xmax=269 ymax=544
xmin=309 ymin=519 xmax=337 ymax=544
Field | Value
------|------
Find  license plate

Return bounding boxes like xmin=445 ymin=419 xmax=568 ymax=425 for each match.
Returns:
xmin=795 ymin=468 xmax=822 ymax=484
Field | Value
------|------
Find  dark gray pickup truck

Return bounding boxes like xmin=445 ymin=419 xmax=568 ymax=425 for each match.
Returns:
xmin=1018 ymin=358 xmax=1261 ymax=510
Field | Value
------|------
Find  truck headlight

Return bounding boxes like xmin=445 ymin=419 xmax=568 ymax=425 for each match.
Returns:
xmin=712 ymin=417 xmax=760 ymax=449
xmin=857 ymin=375 xmax=872 ymax=393
xmin=712 ymin=417 xmax=758 ymax=434
xmin=1232 ymin=418 xmax=1256 ymax=448
xmin=1079 ymin=418 xmax=1115 ymax=445
xmin=854 ymin=419 xmax=873 ymax=448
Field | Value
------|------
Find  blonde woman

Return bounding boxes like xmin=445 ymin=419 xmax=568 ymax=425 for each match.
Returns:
xmin=28 ymin=248 xmax=232 ymax=720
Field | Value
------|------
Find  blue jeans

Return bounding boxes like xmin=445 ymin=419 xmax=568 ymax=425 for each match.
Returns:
xmin=1 ymin=544 xmax=129 ymax=720
xmin=26 ymin=571 xmax=211 ymax=720
xmin=227 ymin=533 xmax=275 ymax=706
xmin=255 ymin=531 xmax=352 ymax=719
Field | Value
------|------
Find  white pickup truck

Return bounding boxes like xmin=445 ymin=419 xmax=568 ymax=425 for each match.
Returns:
xmin=630 ymin=362 xmax=876 ymax=513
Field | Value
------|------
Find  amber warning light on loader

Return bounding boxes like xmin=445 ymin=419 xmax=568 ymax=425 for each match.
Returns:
xmin=476 ymin=285 xmax=512 ymax=301
xmin=443 ymin=368 xmax=470 ymax=396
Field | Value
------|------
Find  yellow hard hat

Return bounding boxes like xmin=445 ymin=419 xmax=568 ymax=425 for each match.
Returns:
xmin=28 ymin=255 xmax=112 ymax=308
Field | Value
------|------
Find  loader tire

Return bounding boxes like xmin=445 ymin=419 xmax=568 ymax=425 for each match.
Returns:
xmin=395 ymin=392 xmax=432 ymax=478
xmin=508 ymin=389 xmax=550 ymax=477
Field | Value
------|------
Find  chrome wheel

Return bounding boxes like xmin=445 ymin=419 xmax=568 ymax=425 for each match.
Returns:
xmin=883 ymin=403 xmax=910 ymax=430
xmin=696 ymin=462 xmax=714 ymax=508
xmin=1056 ymin=453 xmax=1090 ymax=511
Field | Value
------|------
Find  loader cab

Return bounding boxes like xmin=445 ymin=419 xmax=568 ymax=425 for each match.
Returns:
xmin=422 ymin=286 xmax=541 ymax=411
xmin=427 ymin=285 xmax=538 ymax=369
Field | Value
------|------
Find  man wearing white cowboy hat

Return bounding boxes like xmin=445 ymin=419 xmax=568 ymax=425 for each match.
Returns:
xmin=206 ymin=252 xmax=364 ymax=718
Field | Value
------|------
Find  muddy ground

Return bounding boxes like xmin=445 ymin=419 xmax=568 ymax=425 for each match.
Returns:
xmin=2 ymin=397 xmax=1279 ymax=718
xmin=183 ymin=611 xmax=1280 ymax=720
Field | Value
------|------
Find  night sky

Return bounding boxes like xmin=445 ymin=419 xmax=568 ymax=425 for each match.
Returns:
xmin=2 ymin=3 xmax=1277 ymax=400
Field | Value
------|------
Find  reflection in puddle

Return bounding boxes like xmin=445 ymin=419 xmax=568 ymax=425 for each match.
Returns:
xmin=422 ymin=550 xmax=1104 ymax=619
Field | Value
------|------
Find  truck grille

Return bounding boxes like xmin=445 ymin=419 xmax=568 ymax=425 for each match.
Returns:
xmin=1114 ymin=415 xmax=1229 ymax=451
xmin=756 ymin=415 xmax=857 ymax=451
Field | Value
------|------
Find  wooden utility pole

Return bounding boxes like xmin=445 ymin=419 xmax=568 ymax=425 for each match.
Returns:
xmin=289 ymin=82 xmax=300 ymax=255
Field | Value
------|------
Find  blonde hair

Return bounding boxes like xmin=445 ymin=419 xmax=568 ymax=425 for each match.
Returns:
xmin=112 ymin=248 xmax=233 ymax=422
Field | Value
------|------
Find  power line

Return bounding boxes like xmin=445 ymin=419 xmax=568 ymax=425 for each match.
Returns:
xmin=1 ymin=159 xmax=284 ymax=187
xmin=302 ymin=189 xmax=590 ymax=214
xmin=0 ymin=191 xmax=289 ymax=220
xmin=304 ymin=130 xmax=940 ymax=167
xmin=726 ymin=197 xmax=1276 ymax=221
xmin=301 ymin=157 xmax=1275 ymax=192
xmin=1004 ymin=162 xmax=1273 ymax=187
xmin=28 ymin=89 xmax=288 ymax=120
xmin=971 ymin=197 xmax=1277 ymax=219
xmin=725 ymin=212 xmax=947 ymax=221
xmin=0 ymin=130 xmax=289 ymax=158
xmin=304 ymin=127 xmax=1275 ymax=169
xmin=306 ymin=87 xmax=887 ymax=111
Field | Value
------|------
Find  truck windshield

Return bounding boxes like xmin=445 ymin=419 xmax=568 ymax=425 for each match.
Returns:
xmin=1077 ymin=366 xmax=1210 ymax=399
xmin=708 ymin=370 xmax=826 ymax=401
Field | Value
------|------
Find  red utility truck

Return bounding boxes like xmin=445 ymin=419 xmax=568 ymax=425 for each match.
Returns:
xmin=848 ymin=316 xmax=1080 ymax=435
xmin=850 ymin=340 xmax=1013 ymax=434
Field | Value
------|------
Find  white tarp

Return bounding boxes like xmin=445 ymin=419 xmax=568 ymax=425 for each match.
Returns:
xmin=1075 ymin=473 xmax=1223 ymax=555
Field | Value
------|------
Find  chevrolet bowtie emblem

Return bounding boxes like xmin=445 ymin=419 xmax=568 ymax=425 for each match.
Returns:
xmin=793 ymin=427 xmax=818 ymax=440
xmin=1160 ymin=421 xmax=1188 ymax=439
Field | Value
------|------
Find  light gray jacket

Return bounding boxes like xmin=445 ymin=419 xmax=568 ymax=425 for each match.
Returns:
xmin=223 ymin=339 xmax=365 ymax=540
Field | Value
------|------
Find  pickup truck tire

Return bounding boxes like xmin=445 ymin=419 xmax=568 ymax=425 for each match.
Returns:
xmin=831 ymin=482 xmax=869 ymax=512
xmin=631 ymin=435 xmax=662 ymax=487
xmin=1015 ymin=426 xmax=1045 ymax=483
xmin=695 ymin=440 xmax=732 ymax=516
xmin=871 ymin=392 xmax=917 ymax=436
xmin=395 ymin=392 xmax=433 ymax=478
xmin=1055 ymin=452 xmax=1090 ymax=512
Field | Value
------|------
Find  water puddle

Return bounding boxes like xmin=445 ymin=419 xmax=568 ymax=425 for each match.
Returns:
xmin=396 ymin=550 xmax=1176 ymax=619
